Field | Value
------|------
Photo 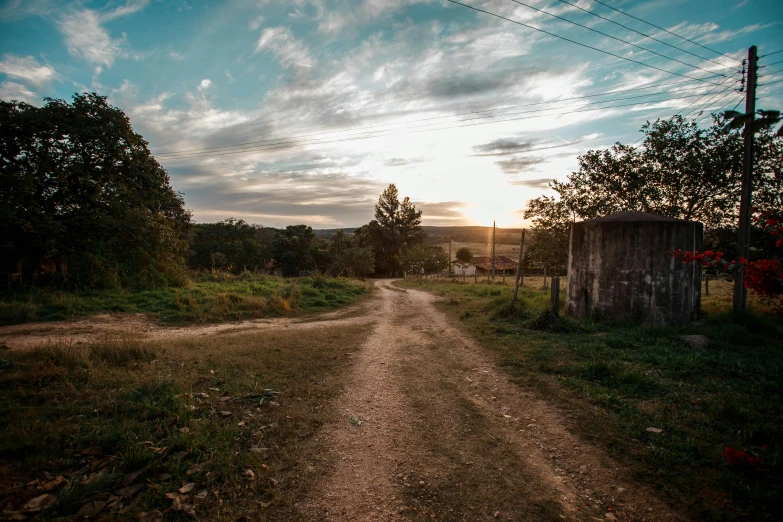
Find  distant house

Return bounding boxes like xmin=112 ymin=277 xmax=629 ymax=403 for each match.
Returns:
xmin=452 ymin=260 xmax=476 ymax=276
xmin=455 ymin=255 xmax=517 ymax=276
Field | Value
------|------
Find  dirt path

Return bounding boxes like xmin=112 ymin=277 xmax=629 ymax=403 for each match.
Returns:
xmin=0 ymin=304 xmax=371 ymax=350
xmin=304 ymin=281 xmax=684 ymax=521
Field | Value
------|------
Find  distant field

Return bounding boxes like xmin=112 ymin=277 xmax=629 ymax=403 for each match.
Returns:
xmin=0 ymin=273 xmax=369 ymax=326
xmin=436 ymin=242 xmax=523 ymax=261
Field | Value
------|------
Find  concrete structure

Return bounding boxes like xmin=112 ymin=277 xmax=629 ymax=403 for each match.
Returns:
xmin=566 ymin=211 xmax=702 ymax=324
xmin=452 ymin=261 xmax=476 ymax=277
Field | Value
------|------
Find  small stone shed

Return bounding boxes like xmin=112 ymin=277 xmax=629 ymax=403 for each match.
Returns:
xmin=566 ymin=211 xmax=702 ymax=324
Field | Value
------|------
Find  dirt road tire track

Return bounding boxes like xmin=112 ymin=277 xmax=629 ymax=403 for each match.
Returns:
xmin=304 ymin=281 xmax=683 ymax=521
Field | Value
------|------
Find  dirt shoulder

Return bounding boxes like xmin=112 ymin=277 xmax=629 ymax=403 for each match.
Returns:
xmin=303 ymin=281 xmax=683 ymax=521
xmin=0 ymin=302 xmax=372 ymax=350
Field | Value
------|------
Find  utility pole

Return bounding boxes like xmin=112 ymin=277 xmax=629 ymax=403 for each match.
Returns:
xmin=491 ymin=220 xmax=496 ymax=280
xmin=733 ymin=45 xmax=757 ymax=315
xmin=511 ymin=229 xmax=526 ymax=306
xmin=449 ymin=238 xmax=452 ymax=278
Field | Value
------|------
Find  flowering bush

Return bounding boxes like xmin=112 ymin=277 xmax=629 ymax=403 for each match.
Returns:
xmin=668 ymin=216 xmax=783 ymax=305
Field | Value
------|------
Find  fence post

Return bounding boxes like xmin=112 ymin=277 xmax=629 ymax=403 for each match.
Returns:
xmin=550 ymin=275 xmax=561 ymax=315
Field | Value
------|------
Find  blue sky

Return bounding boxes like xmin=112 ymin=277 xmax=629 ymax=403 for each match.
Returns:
xmin=1 ymin=0 xmax=782 ymax=228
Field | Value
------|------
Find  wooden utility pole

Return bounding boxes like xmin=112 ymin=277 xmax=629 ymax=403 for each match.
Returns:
xmin=511 ymin=229 xmax=526 ymax=306
xmin=734 ymin=45 xmax=757 ymax=315
xmin=449 ymin=238 xmax=452 ymax=278
xmin=491 ymin=221 xmax=496 ymax=281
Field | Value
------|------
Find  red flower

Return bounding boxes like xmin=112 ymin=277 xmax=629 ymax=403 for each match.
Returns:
xmin=724 ymin=447 xmax=759 ymax=471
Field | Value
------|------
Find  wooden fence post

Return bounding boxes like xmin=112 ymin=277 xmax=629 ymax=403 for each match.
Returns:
xmin=511 ymin=229 xmax=526 ymax=307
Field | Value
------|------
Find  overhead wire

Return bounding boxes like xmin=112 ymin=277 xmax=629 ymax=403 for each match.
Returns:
xmin=689 ymin=90 xmax=737 ymax=120
xmin=444 ymin=1 xmax=727 ymax=86
xmin=158 ymin=91 xmax=736 ymax=162
xmin=554 ymin=0 xmax=736 ymax=69
xmin=758 ymin=59 xmax=783 ymax=69
xmin=677 ymin=75 xmax=739 ymax=117
xmin=586 ymin=0 xmax=743 ymax=64
xmin=506 ymin=0 xmax=731 ymax=77
xmin=155 ymin=81 xmax=731 ymax=158
xmin=696 ymin=93 xmax=744 ymax=124
xmin=760 ymin=49 xmax=783 ymax=58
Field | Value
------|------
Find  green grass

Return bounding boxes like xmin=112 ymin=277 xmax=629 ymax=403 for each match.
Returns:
xmin=396 ymin=277 xmax=782 ymax=521
xmin=0 ymin=326 xmax=372 ymax=520
xmin=0 ymin=272 xmax=369 ymax=326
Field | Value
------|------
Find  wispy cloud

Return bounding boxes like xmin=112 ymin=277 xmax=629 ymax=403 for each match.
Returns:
xmin=0 ymin=55 xmax=57 ymax=87
xmin=253 ymin=26 xmax=315 ymax=69
xmin=0 ymin=80 xmax=38 ymax=104
xmin=60 ymin=9 xmax=123 ymax=67
xmin=58 ymin=1 xmax=151 ymax=68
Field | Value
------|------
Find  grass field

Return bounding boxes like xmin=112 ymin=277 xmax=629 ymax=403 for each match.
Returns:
xmin=396 ymin=276 xmax=782 ymax=521
xmin=0 ymin=326 xmax=372 ymax=520
xmin=435 ymin=242 xmax=522 ymax=261
xmin=0 ymin=273 xmax=369 ymax=326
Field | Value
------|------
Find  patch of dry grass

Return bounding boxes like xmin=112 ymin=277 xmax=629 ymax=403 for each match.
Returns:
xmin=0 ymin=324 xmax=372 ymax=520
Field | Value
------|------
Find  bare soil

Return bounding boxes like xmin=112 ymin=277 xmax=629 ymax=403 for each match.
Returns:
xmin=302 ymin=281 xmax=684 ymax=521
xmin=1 ymin=281 xmax=686 ymax=521
xmin=0 ymin=304 xmax=371 ymax=350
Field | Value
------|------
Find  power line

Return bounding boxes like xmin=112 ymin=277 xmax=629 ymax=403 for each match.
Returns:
xmin=159 ymin=90 xmax=735 ymax=160
xmin=554 ymin=0 xmax=736 ymax=70
xmin=689 ymin=90 xmax=737 ymax=120
xmin=155 ymin=81 xmax=730 ymax=158
xmin=758 ymin=59 xmax=783 ymax=69
xmin=677 ymin=76 xmax=738 ymax=117
xmin=159 ymin=92 xmax=735 ymax=162
xmin=507 ymin=0 xmax=731 ymax=76
xmin=759 ymin=68 xmax=783 ymax=78
xmin=696 ymin=93 xmax=744 ymax=124
xmin=681 ymin=76 xmax=739 ymax=118
xmin=444 ymin=1 xmax=726 ymax=86
xmin=756 ymin=90 xmax=783 ymax=101
xmin=760 ymin=49 xmax=783 ymax=58
xmin=587 ymin=0 xmax=742 ymax=64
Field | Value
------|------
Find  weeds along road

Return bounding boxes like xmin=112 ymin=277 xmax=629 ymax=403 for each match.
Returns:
xmin=304 ymin=280 xmax=683 ymax=522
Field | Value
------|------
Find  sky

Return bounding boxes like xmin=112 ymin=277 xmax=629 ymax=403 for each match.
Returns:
xmin=1 ymin=0 xmax=782 ymax=228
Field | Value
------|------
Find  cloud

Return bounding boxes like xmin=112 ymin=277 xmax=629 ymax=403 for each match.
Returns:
xmin=0 ymin=81 xmax=38 ymax=104
xmin=102 ymin=0 xmax=149 ymax=21
xmin=0 ymin=0 xmax=54 ymax=21
xmin=0 ymin=55 xmax=56 ymax=87
xmin=473 ymin=138 xmax=540 ymax=156
xmin=60 ymin=9 xmax=122 ymax=67
xmin=249 ymin=15 xmax=265 ymax=31
xmin=509 ymin=177 xmax=554 ymax=188
xmin=411 ymin=201 xmax=470 ymax=224
xmin=59 ymin=1 xmax=151 ymax=68
xmin=495 ymin=156 xmax=547 ymax=175
xmin=197 ymin=79 xmax=212 ymax=94
xmin=225 ymin=69 xmax=235 ymax=84
xmin=253 ymin=26 xmax=314 ymax=69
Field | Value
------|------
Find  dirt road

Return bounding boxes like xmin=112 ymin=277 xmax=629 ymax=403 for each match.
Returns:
xmin=1 ymin=282 xmax=683 ymax=520
xmin=303 ymin=281 xmax=682 ymax=521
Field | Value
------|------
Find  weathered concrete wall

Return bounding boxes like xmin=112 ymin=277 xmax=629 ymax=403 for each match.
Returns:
xmin=566 ymin=213 xmax=702 ymax=324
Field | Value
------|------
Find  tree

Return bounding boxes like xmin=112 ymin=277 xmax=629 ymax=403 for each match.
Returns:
xmin=525 ymin=115 xmax=783 ymax=266
xmin=0 ymin=94 xmax=191 ymax=288
xmin=353 ymin=184 xmax=425 ymax=276
xmin=400 ymin=244 xmax=448 ymax=280
xmin=455 ymin=247 xmax=473 ymax=263
xmin=272 ymin=225 xmax=319 ymax=277
xmin=189 ymin=218 xmax=268 ymax=272
xmin=330 ymin=246 xmax=375 ymax=277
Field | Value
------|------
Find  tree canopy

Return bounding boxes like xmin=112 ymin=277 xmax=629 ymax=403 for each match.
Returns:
xmin=525 ymin=115 xmax=783 ymax=260
xmin=0 ymin=93 xmax=191 ymax=288
xmin=189 ymin=218 xmax=272 ymax=272
xmin=352 ymin=184 xmax=425 ymax=276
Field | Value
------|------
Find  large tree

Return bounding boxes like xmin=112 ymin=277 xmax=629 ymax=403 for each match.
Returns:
xmin=525 ymin=115 xmax=783 ymax=259
xmin=0 ymin=93 xmax=191 ymax=288
xmin=353 ymin=184 xmax=425 ymax=276
xmin=272 ymin=225 xmax=321 ymax=277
